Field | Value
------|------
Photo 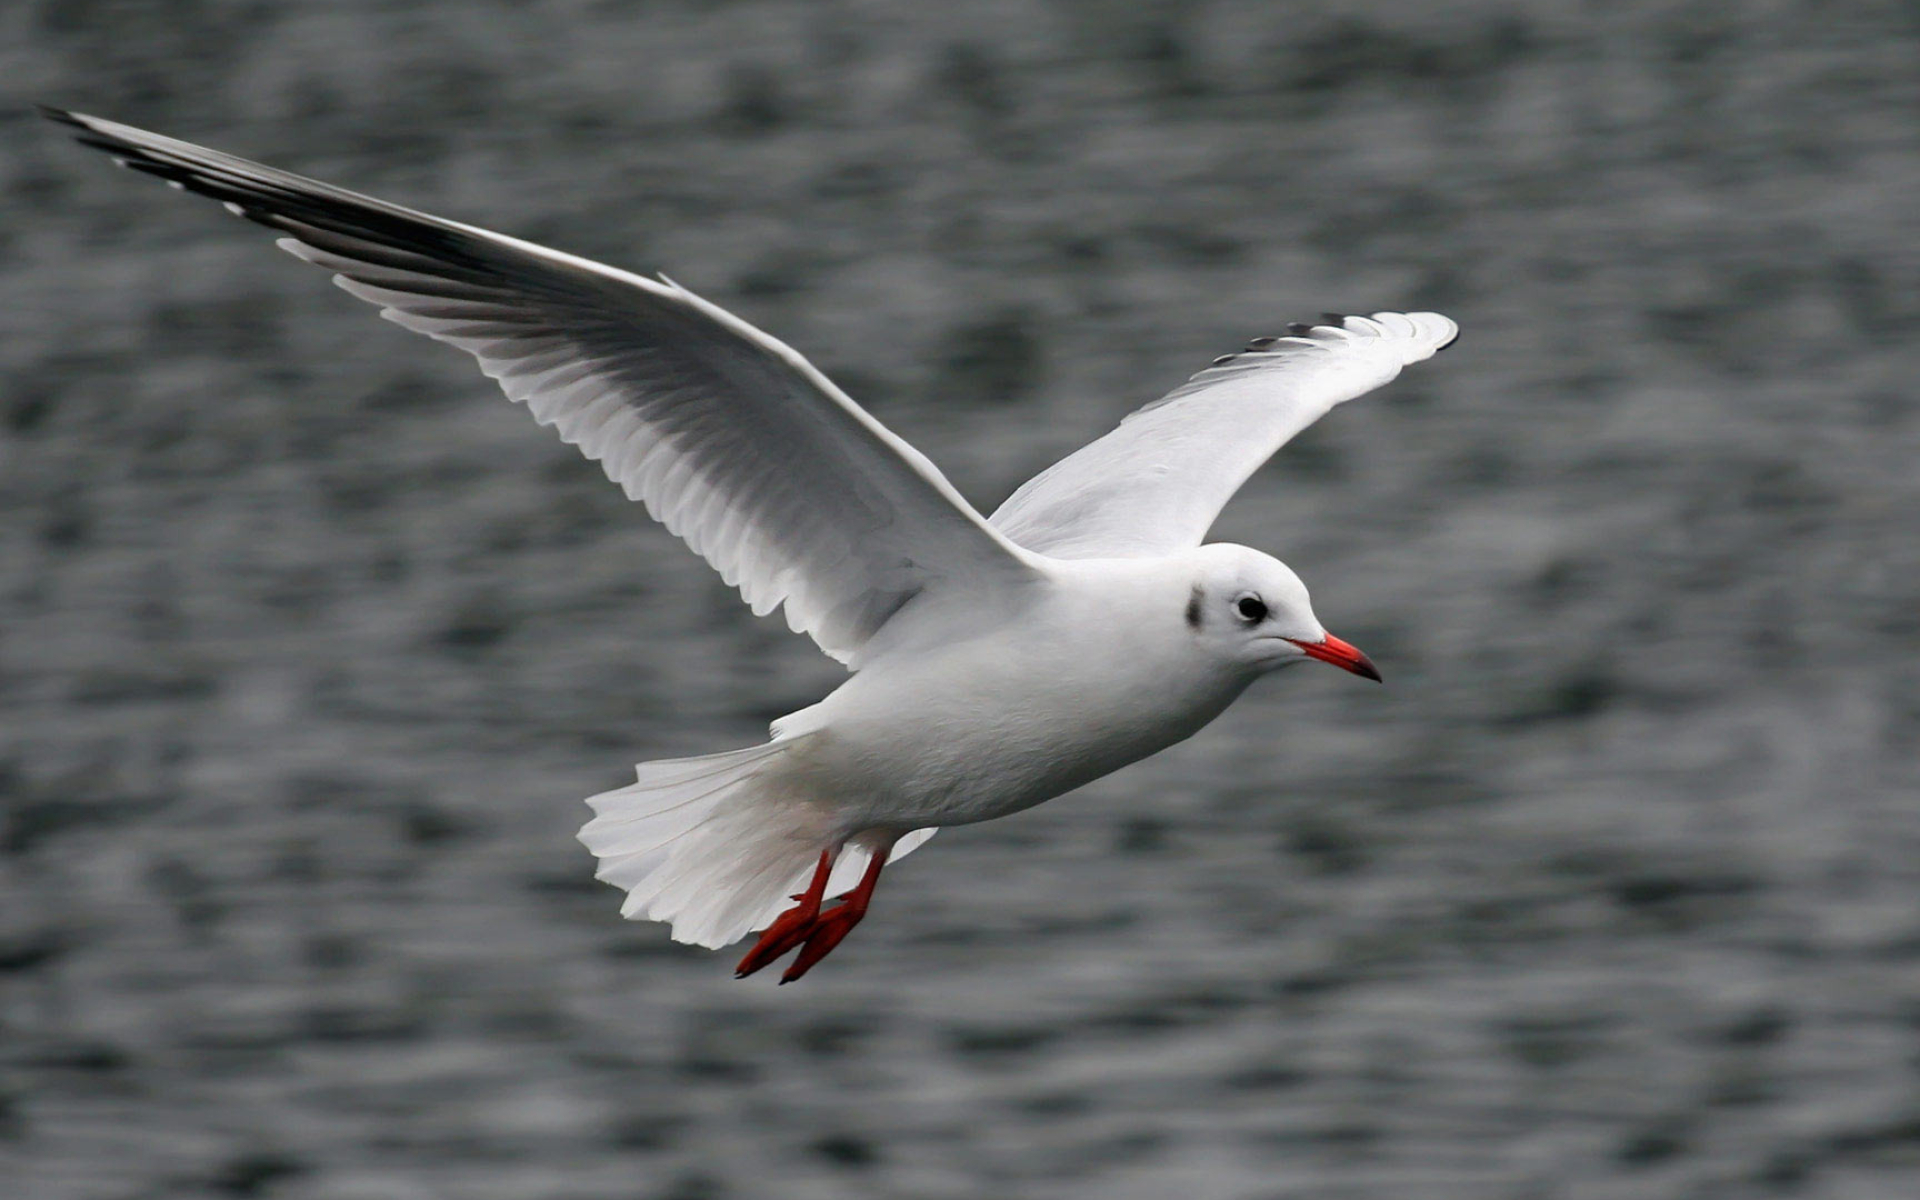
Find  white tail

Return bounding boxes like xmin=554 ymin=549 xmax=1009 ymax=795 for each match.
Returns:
xmin=578 ymin=739 xmax=935 ymax=948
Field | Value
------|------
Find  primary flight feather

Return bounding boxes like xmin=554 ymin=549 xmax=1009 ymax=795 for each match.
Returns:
xmin=45 ymin=107 xmax=1456 ymax=982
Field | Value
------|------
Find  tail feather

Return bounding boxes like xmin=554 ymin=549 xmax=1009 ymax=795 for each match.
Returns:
xmin=578 ymin=740 xmax=935 ymax=948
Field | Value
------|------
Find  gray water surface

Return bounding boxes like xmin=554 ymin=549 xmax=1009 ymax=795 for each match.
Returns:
xmin=5 ymin=3 xmax=1919 ymax=1197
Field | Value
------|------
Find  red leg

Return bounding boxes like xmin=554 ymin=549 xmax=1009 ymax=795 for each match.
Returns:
xmin=780 ymin=841 xmax=891 ymax=985
xmin=734 ymin=850 xmax=833 ymax=979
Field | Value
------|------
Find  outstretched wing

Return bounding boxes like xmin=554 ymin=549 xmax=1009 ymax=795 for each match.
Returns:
xmin=45 ymin=107 xmax=1040 ymax=664
xmin=990 ymin=312 xmax=1458 ymax=558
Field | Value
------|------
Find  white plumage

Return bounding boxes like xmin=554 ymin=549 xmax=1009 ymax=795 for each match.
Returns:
xmin=993 ymin=312 xmax=1458 ymax=557
xmin=47 ymin=107 xmax=1456 ymax=979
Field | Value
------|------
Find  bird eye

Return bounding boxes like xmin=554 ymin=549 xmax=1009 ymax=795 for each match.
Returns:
xmin=1234 ymin=594 xmax=1268 ymax=623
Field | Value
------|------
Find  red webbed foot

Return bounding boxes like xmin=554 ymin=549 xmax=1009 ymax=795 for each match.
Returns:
xmin=734 ymin=839 xmax=892 ymax=984
xmin=734 ymin=850 xmax=832 ymax=979
xmin=778 ymin=899 xmax=868 ymax=984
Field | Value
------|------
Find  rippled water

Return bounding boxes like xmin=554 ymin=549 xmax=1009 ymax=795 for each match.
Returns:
xmin=5 ymin=3 xmax=1919 ymax=1197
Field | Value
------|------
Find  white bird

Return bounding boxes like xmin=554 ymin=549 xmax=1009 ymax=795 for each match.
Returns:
xmin=46 ymin=108 xmax=1457 ymax=982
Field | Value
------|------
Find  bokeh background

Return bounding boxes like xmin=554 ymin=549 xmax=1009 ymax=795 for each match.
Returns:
xmin=5 ymin=2 xmax=1919 ymax=1197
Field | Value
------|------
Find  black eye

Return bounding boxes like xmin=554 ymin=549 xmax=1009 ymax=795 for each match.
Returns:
xmin=1234 ymin=594 xmax=1268 ymax=623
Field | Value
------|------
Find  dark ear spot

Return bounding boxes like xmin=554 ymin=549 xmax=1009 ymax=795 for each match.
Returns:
xmin=1185 ymin=584 xmax=1204 ymax=631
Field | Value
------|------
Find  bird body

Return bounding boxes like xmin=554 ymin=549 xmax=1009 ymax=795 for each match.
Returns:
xmin=784 ymin=549 xmax=1266 ymax=833
xmin=45 ymin=107 xmax=1457 ymax=981
xmin=587 ymin=542 xmax=1367 ymax=954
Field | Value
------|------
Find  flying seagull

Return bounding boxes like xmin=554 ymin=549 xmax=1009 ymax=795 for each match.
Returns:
xmin=44 ymin=107 xmax=1457 ymax=983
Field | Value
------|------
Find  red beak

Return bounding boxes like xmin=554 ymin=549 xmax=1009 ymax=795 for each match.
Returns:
xmin=1286 ymin=633 xmax=1383 ymax=683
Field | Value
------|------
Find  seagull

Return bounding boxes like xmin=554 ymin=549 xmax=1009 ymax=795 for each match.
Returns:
xmin=44 ymin=107 xmax=1457 ymax=983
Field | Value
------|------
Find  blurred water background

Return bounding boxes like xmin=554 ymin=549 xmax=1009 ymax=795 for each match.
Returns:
xmin=4 ymin=2 xmax=1919 ymax=1197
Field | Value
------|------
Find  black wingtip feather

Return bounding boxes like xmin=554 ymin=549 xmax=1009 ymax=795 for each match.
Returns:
xmin=72 ymin=135 xmax=129 ymax=157
xmin=41 ymin=110 xmax=508 ymax=279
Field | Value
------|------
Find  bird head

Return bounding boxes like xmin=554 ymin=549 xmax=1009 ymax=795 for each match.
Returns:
xmin=1183 ymin=544 xmax=1381 ymax=682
